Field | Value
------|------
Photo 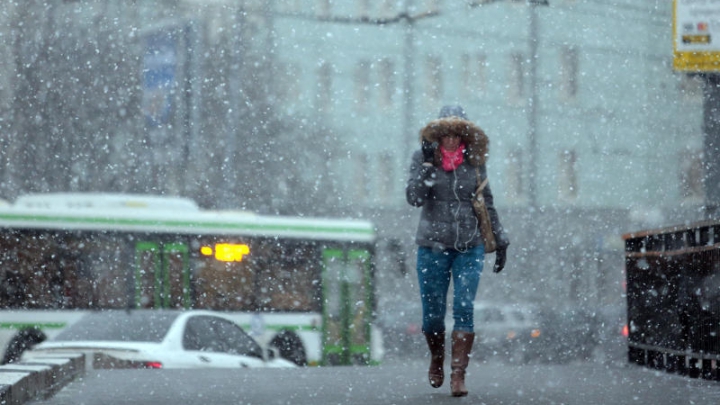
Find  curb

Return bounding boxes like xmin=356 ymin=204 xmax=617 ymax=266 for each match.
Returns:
xmin=0 ymin=353 xmax=84 ymax=405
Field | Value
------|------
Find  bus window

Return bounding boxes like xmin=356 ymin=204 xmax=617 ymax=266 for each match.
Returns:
xmin=193 ymin=239 xmax=322 ymax=312
xmin=347 ymin=250 xmax=371 ymax=352
xmin=0 ymin=231 xmax=66 ymax=309
xmin=163 ymin=244 xmax=190 ymax=309
xmin=255 ymin=241 xmax=321 ymax=312
xmin=18 ymin=233 xmax=50 ymax=308
xmin=323 ymin=249 xmax=348 ymax=365
xmin=0 ymin=233 xmax=28 ymax=308
xmin=55 ymin=254 xmax=82 ymax=308
xmin=85 ymin=236 xmax=130 ymax=309
xmin=135 ymin=242 xmax=159 ymax=308
xmin=0 ymin=270 xmax=26 ymax=308
xmin=2 ymin=233 xmax=68 ymax=308
xmin=194 ymin=252 xmax=255 ymax=311
xmin=133 ymin=241 xmax=191 ymax=309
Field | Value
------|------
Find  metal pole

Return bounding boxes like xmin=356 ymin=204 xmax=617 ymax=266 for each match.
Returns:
xmin=524 ymin=2 xmax=541 ymax=301
xmin=182 ymin=19 xmax=200 ymax=196
xmin=527 ymin=2 xmax=539 ymax=210
xmin=223 ymin=4 xmax=244 ymax=208
xmin=403 ymin=0 xmax=416 ymax=160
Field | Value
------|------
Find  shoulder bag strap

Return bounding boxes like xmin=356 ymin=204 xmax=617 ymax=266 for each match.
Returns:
xmin=475 ymin=167 xmax=488 ymax=192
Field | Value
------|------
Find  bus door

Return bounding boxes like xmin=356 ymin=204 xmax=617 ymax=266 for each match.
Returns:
xmin=321 ymin=248 xmax=373 ymax=365
xmin=134 ymin=241 xmax=191 ymax=309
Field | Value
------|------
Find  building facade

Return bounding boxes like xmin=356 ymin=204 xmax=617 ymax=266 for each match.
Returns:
xmin=0 ymin=0 xmax=705 ymax=307
xmin=267 ymin=0 xmax=704 ymax=306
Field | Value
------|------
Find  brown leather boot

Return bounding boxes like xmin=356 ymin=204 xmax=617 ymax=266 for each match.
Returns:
xmin=424 ymin=332 xmax=445 ymax=388
xmin=450 ymin=331 xmax=475 ymax=397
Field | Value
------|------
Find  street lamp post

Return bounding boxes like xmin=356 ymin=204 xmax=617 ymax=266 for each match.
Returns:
xmin=403 ymin=0 xmax=416 ymax=162
xmin=527 ymin=0 xmax=541 ymax=211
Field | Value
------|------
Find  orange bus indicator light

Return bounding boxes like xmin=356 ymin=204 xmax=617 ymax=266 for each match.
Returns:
xmin=200 ymin=246 xmax=213 ymax=256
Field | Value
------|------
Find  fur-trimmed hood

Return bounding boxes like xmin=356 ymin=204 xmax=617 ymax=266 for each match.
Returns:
xmin=419 ymin=117 xmax=489 ymax=167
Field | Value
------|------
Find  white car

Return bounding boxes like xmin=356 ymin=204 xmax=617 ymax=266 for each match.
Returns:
xmin=22 ymin=310 xmax=297 ymax=370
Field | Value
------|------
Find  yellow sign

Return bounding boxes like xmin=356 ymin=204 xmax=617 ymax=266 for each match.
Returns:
xmin=673 ymin=0 xmax=720 ymax=72
xmin=200 ymin=243 xmax=250 ymax=262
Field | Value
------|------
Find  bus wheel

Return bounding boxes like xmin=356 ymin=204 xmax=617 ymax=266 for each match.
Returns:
xmin=270 ymin=331 xmax=307 ymax=367
xmin=1 ymin=327 xmax=47 ymax=365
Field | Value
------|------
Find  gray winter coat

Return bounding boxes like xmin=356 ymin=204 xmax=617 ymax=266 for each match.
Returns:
xmin=406 ymin=117 xmax=509 ymax=251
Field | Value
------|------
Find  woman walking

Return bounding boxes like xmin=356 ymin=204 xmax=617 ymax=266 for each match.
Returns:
xmin=405 ymin=105 xmax=509 ymax=397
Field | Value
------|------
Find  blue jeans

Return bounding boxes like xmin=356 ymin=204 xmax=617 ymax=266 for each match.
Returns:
xmin=416 ymin=245 xmax=485 ymax=334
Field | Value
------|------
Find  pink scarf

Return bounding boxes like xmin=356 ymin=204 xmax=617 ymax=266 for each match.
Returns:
xmin=440 ymin=143 xmax=465 ymax=171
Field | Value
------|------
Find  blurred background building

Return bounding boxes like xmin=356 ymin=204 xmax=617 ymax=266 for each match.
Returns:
xmin=0 ymin=0 xmax=704 ymax=309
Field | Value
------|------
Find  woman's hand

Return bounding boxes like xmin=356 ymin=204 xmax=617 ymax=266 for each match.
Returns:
xmin=422 ymin=140 xmax=438 ymax=164
xmin=493 ymin=247 xmax=507 ymax=273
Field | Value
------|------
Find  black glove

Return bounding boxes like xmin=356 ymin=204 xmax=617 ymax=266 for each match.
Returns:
xmin=422 ymin=140 xmax=438 ymax=164
xmin=493 ymin=246 xmax=507 ymax=273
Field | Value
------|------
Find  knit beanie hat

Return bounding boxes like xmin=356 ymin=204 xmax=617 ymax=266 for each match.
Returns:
xmin=437 ymin=105 xmax=468 ymax=120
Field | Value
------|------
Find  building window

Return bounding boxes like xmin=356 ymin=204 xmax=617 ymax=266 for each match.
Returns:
xmin=0 ymin=50 xmax=11 ymax=111
xmin=425 ymin=55 xmax=443 ymax=104
xmin=381 ymin=0 xmax=396 ymax=16
xmin=559 ymin=46 xmax=578 ymax=100
xmin=353 ymin=153 xmax=369 ymax=203
xmin=679 ymin=149 xmax=704 ymax=204
xmin=506 ymin=148 xmax=524 ymax=202
xmin=508 ymin=52 xmax=524 ymax=103
xmin=558 ymin=149 xmax=578 ymax=201
xmin=378 ymin=58 xmax=395 ymax=107
xmin=461 ymin=54 xmax=471 ymax=98
xmin=425 ymin=0 xmax=442 ymax=12
xmin=317 ymin=0 xmax=331 ymax=17
xmin=475 ymin=54 xmax=488 ymax=95
xmin=377 ymin=152 xmax=394 ymax=202
xmin=357 ymin=0 xmax=370 ymax=17
xmin=316 ymin=61 xmax=332 ymax=112
xmin=283 ymin=0 xmax=302 ymax=13
xmin=461 ymin=53 xmax=487 ymax=99
xmin=278 ymin=62 xmax=301 ymax=103
xmin=354 ymin=60 xmax=371 ymax=112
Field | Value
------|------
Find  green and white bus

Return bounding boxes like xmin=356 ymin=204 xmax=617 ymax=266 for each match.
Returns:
xmin=0 ymin=193 xmax=382 ymax=366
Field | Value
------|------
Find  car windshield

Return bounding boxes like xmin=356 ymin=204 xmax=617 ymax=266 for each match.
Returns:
xmin=53 ymin=310 xmax=181 ymax=343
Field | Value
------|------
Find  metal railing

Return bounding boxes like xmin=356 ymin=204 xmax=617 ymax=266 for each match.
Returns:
xmin=624 ymin=220 xmax=720 ymax=380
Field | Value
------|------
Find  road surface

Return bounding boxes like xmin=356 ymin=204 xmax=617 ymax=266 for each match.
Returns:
xmin=28 ymin=358 xmax=720 ymax=405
